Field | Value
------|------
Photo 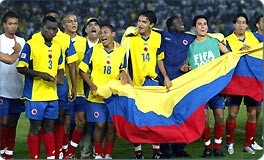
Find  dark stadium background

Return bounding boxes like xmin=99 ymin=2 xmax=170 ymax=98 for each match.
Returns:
xmin=0 ymin=0 xmax=263 ymax=42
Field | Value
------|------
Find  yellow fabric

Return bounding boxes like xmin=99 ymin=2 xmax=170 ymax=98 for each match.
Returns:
xmin=66 ymin=35 xmax=87 ymax=96
xmin=17 ymin=36 xmax=63 ymax=101
xmin=96 ymin=43 xmax=263 ymax=117
xmin=79 ymin=42 xmax=126 ymax=103
xmin=121 ymin=28 xmax=163 ymax=87
xmin=226 ymin=31 xmax=261 ymax=51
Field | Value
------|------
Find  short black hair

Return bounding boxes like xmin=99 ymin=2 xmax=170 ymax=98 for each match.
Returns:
xmin=256 ymin=15 xmax=263 ymax=25
xmin=100 ymin=24 xmax=115 ymax=32
xmin=233 ymin=13 xmax=249 ymax=24
xmin=45 ymin=9 xmax=60 ymax=17
xmin=192 ymin=15 xmax=208 ymax=27
xmin=42 ymin=16 xmax=57 ymax=25
xmin=138 ymin=10 xmax=157 ymax=25
xmin=2 ymin=11 xmax=18 ymax=24
xmin=166 ymin=16 xmax=179 ymax=29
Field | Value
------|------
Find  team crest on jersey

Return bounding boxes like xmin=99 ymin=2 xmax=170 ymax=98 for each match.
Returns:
xmin=0 ymin=99 xmax=3 ymax=105
xmin=94 ymin=112 xmax=99 ymax=118
xmin=48 ymin=54 xmax=52 ymax=59
xmin=106 ymin=60 xmax=110 ymax=64
xmin=31 ymin=109 xmax=38 ymax=115
xmin=182 ymin=39 xmax=188 ymax=45
xmin=144 ymin=47 xmax=148 ymax=52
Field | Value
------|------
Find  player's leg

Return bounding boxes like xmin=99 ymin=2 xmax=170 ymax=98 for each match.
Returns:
xmin=160 ymin=143 xmax=171 ymax=158
xmin=104 ymin=108 xmax=116 ymax=159
xmin=251 ymin=103 xmax=263 ymax=150
xmin=25 ymin=101 xmax=47 ymax=159
xmin=67 ymin=97 xmax=87 ymax=158
xmin=210 ymin=95 xmax=225 ymax=157
xmin=225 ymin=95 xmax=242 ymax=154
xmin=5 ymin=99 xmax=24 ymax=159
xmin=0 ymin=97 xmax=10 ymax=158
xmin=42 ymin=101 xmax=58 ymax=159
xmin=243 ymin=96 xmax=258 ymax=154
xmin=28 ymin=119 xmax=42 ymax=159
xmin=201 ymin=107 xmax=212 ymax=158
xmin=62 ymin=104 xmax=73 ymax=158
xmin=54 ymin=99 xmax=69 ymax=159
xmin=79 ymin=122 xmax=92 ymax=159
xmin=171 ymin=143 xmax=190 ymax=158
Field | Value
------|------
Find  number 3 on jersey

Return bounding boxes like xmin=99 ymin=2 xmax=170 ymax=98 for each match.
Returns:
xmin=48 ymin=59 xmax=52 ymax=69
xmin=104 ymin=65 xmax=112 ymax=74
xmin=142 ymin=53 xmax=150 ymax=61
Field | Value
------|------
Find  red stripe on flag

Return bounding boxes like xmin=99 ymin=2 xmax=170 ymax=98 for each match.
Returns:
xmin=111 ymin=105 xmax=205 ymax=143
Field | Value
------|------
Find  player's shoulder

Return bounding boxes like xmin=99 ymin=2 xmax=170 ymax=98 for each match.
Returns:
xmin=76 ymin=35 xmax=87 ymax=42
xmin=115 ymin=41 xmax=126 ymax=51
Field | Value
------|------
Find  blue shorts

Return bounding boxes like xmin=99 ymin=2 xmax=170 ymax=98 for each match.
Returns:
xmin=57 ymin=76 xmax=69 ymax=102
xmin=25 ymin=100 xmax=58 ymax=120
xmin=58 ymin=99 xmax=69 ymax=110
xmin=0 ymin=97 xmax=25 ymax=119
xmin=87 ymin=102 xmax=111 ymax=122
xmin=205 ymin=94 xmax=225 ymax=109
xmin=142 ymin=77 xmax=159 ymax=86
xmin=225 ymin=95 xmax=261 ymax=107
xmin=68 ymin=97 xmax=87 ymax=114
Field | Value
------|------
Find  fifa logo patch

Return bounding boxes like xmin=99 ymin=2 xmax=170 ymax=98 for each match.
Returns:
xmin=21 ymin=53 xmax=27 ymax=59
xmin=94 ymin=112 xmax=99 ymax=118
xmin=31 ymin=109 xmax=38 ymax=115
xmin=0 ymin=99 xmax=3 ymax=105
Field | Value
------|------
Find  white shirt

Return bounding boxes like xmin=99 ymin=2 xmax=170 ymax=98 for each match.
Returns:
xmin=0 ymin=33 xmax=25 ymax=98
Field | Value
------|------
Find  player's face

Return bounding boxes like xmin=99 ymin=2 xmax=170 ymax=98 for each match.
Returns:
xmin=257 ymin=17 xmax=263 ymax=33
xmin=41 ymin=21 xmax=58 ymax=42
xmin=172 ymin=17 xmax=185 ymax=32
xmin=234 ymin=16 xmax=248 ymax=35
xmin=194 ymin=18 xmax=208 ymax=36
xmin=100 ymin=26 xmax=115 ymax=48
xmin=137 ymin=15 xmax=153 ymax=36
xmin=3 ymin=17 xmax=18 ymax=35
xmin=85 ymin=21 xmax=100 ymax=39
xmin=63 ymin=15 xmax=78 ymax=33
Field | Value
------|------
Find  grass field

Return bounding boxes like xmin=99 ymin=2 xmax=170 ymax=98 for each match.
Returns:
xmin=13 ymin=105 xmax=263 ymax=159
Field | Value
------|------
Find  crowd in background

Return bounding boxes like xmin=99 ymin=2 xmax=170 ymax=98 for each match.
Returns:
xmin=0 ymin=0 xmax=263 ymax=41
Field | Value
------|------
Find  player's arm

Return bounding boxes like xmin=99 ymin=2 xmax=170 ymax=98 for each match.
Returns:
xmin=78 ymin=48 xmax=97 ymax=92
xmin=157 ymin=41 xmax=172 ymax=89
xmin=218 ymin=42 xmax=230 ymax=54
xmin=0 ymin=40 xmax=21 ymax=64
xmin=17 ymin=66 xmax=56 ymax=82
xmin=66 ymin=41 xmax=78 ymax=101
xmin=158 ymin=60 xmax=171 ymax=89
xmin=56 ymin=53 xmax=64 ymax=85
xmin=16 ymin=43 xmax=55 ymax=82
xmin=180 ymin=59 xmax=189 ymax=73
xmin=119 ymin=53 xmax=132 ymax=85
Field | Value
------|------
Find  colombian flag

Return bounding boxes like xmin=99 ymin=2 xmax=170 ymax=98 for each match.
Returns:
xmin=96 ymin=43 xmax=263 ymax=143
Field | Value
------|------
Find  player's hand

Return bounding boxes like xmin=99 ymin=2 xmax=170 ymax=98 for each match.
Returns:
xmin=164 ymin=77 xmax=172 ymax=90
xmin=39 ymin=72 xmax=56 ymax=82
xmin=13 ymin=38 xmax=21 ymax=53
xmin=239 ymin=44 xmax=251 ymax=51
xmin=69 ymin=88 xmax=77 ymax=102
xmin=120 ymin=70 xmax=129 ymax=84
xmin=90 ymin=83 xmax=98 ymax=95
xmin=180 ymin=63 xmax=189 ymax=73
